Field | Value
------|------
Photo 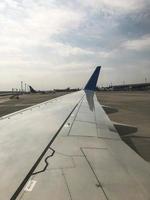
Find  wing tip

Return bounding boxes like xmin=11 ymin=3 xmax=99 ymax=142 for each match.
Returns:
xmin=84 ymin=66 xmax=101 ymax=91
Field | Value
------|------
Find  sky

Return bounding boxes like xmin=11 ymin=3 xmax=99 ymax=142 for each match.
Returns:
xmin=0 ymin=0 xmax=150 ymax=90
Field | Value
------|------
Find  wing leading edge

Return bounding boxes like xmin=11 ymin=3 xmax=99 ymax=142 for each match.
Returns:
xmin=0 ymin=66 xmax=150 ymax=200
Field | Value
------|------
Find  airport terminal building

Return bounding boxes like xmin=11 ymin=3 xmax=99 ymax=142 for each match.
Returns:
xmin=102 ymin=82 xmax=150 ymax=91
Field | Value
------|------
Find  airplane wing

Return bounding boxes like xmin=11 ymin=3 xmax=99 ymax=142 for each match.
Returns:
xmin=0 ymin=67 xmax=150 ymax=200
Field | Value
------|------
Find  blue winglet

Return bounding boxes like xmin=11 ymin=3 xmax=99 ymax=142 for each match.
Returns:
xmin=84 ymin=66 xmax=101 ymax=91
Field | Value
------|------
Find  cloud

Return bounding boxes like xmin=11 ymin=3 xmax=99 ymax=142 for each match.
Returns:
xmin=122 ymin=35 xmax=150 ymax=51
xmin=80 ymin=0 xmax=149 ymax=13
xmin=0 ymin=0 xmax=85 ymax=66
xmin=0 ymin=1 xmax=84 ymax=42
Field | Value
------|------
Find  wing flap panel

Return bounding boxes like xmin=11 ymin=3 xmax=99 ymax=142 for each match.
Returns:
xmin=70 ymin=121 xmax=97 ymax=137
xmin=83 ymin=143 xmax=150 ymax=200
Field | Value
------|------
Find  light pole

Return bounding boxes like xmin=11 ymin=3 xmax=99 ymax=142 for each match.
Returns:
xmin=21 ymin=81 xmax=23 ymax=94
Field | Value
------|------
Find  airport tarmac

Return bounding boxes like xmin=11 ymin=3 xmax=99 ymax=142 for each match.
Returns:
xmin=97 ymin=91 xmax=150 ymax=161
xmin=0 ymin=91 xmax=149 ymax=161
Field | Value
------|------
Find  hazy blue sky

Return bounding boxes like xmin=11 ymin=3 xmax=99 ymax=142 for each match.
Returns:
xmin=0 ymin=0 xmax=150 ymax=90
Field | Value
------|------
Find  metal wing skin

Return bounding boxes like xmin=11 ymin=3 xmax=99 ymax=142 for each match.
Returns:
xmin=0 ymin=67 xmax=150 ymax=200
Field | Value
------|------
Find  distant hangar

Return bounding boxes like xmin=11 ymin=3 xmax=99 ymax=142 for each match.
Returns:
xmin=101 ymin=82 xmax=150 ymax=91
